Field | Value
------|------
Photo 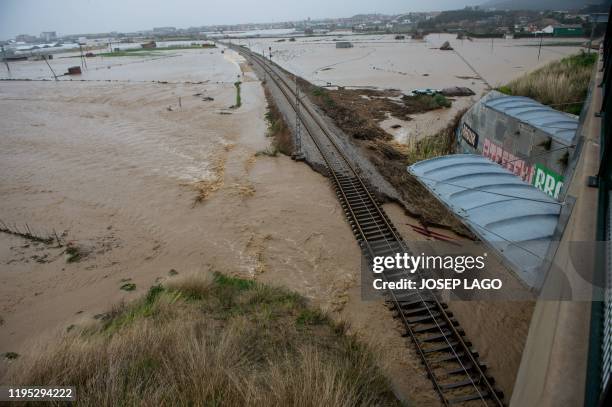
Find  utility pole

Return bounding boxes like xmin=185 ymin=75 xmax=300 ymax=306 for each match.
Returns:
xmin=588 ymin=18 xmax=599 ymax=55
xmin=1 ymin=46 xmax=10 ymax=73
xmin=79 ymin=43 xmax=87 ymax=70
xmin=537 ymin=33 xmax=543 ymax=61
xmin=42 ymin=54 xmax=58 ymax=81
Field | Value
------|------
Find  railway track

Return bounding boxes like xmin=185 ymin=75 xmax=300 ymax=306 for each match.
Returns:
xmin=231 ymin=43 xmax=504 ymax=407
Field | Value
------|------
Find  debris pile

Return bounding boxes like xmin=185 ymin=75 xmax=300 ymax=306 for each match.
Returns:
xmin=441 ymin=87 xmax=475 ymax=97
xmin=440 ymin=41 xmax=454 ymax=51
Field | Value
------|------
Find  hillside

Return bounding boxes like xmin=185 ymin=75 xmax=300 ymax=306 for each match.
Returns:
xmin=482 ymin=0 xmax=591 ymax=10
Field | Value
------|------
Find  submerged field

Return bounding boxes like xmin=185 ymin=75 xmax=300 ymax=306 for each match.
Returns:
xmin=0 ymin=45 xmax=446 ymax=404
xmin=0 ymin=33 xmax=580 ymax=404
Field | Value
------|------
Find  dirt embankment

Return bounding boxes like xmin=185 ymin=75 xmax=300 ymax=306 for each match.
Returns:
xmin=297 ymin=79 xmax=472 ymax=236
xmin=263 ymin=87 xmax=294 ymax=156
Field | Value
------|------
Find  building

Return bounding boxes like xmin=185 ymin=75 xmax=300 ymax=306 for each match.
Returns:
xmin=540 ymin=25 xmax=555 ymax=34
xmin=152 ymin=27 xmax=176 ymax=35
xmin=15 ymin=34 xmax=37 ymax=43
xmin=409 ymin=17 xmax=612 ymax=404
xmin=553 ymin=25 xmax=585 ymax=37
xmin=335 ymin=41 xmax=353 ymax=48
xmin=141 ymin=41 xmax=157 ymax=49
xmin=40 ymin=31 xmax=57 ymax=42
xmin=456 ymin=91 xmax=578 ymax=199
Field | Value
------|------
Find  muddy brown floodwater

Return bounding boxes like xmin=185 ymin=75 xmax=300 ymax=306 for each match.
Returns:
xmin=0 ymin=42 xmax=537 ymax=405
xmin=0 ymin=47 xmax=449 ymax=404
xmin=0 ymin=76 xmax=360 ymax=339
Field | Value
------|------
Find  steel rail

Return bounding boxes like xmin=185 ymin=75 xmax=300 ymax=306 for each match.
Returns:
xmin=233 ymin=43 xmax=503 ymax=406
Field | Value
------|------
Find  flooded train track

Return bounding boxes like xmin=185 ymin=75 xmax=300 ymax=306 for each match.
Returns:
xmin=231 ymin=43 xmax=504 ymax=407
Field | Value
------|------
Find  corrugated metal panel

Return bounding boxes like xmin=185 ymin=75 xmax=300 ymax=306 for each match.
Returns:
xmin=408 ymin=154 xmax=562 ymax=288
xmin=484 ymin=95 xmax=578 ymax=145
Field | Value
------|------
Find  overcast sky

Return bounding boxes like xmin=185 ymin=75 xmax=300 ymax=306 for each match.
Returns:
xmin=0 ymin=0 xmax=482 ymax=40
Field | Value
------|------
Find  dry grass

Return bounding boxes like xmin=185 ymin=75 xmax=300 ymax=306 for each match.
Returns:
xmin=5 ymin=273 xmax=400 ymax=407
xmin=401 ymin=110 xmax=462 ymax=165
xmin=500 ymin=51 xmax=596 ymax=115
xmin=264 ymin=88 xmax=294 ymax=156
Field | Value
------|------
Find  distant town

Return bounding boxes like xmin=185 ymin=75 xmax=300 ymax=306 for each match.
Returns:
xmin=1 ymin=3 xmax=609 ymax=59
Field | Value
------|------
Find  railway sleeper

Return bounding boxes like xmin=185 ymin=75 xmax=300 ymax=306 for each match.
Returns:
xmin=360 ymin=225 xmax=392 ymax=236
xmin=339 ymin=180 xmax=359 ymax=188
xmin=352 ymin=207 xmax=381 ymax=217
xmin=412 ymin=318 xmax=459 ymax=334
xmin=348 ymin=203 xmax=385 ymax=215
xmin=365 ymin=233 xmax=396 ymax=243
xmin=420 ymin=330 xmax=454 ymax=342
xmin=444 ymin=363 xmax=478 ymax=376
xmin=398 ymin=305 xmax=435 ymax=317
xmin=349 ymin=203 xmax=378 ymax=212
xmin=383 ymin=269 xmax=415 ymax=280
xmin=369 ymin=240 xmax=402 ymax=252
xmin=346 ymin=199 xmax=375 ymax=207
xmin=340 ymin=189 xmax=365 ymax=197
xmin=357 ymin=219 xmax=387 ymax=228
xmin=393 ymin=290 xmax=436 ymax=303
xmin=446 ymin=391 xmax=491 ymax=405
xmin=401 ymin=300 xmax=445 ymax=310
xmin=405 ymin=312 xmax=441 ymax=324
xmin=430 ymin=351 xmax=468 ymax=364
xmin=422 ymin=341 xmax=459 ymax=354
xmin=439 ymin=377 xmax=481 ymax=391
xmin=417 ymin=329 xmax=469 ymax=347
xmin=397 ymin=299 xmax=437 ymax=309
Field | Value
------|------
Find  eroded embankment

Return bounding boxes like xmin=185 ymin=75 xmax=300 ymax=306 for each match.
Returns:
xmin=292 ymin=77 xmax=472 ymax=236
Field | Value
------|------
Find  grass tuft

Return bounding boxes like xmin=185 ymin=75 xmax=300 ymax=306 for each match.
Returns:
xmin=4 ymin=352 xmax=19 ymax=360
xmin=6 ymin=273 xmax=400 ymax=406
xmin=120 ymin=282 xmax=137 ymax=292
xmin=262 ymin=88 xmax=294 ymax=155
xmin=232 ymin=81 xmax=242 ymax=108
xmin=498 ymin=50 xmax=596 ymax=114
xmin=255 ymin=147 xmax=280 ymax=157
xmin=296 ymin=309 xmax=328 ymax=326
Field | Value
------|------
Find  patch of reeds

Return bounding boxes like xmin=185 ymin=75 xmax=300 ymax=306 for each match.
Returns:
xmin=0 ymin=220 xmax=61 ymax=246
xmin=499 ymin=50 xmax=596 ymax=115
xmin=263 ymin=88 xmax=293 ymax=156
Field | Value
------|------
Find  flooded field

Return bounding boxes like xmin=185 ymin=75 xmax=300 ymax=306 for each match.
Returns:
xmin=1 ymin=47 xmax=239 ymax=82
xmin=0 ymin=35 xmax=557 ymax=403
xmin=0 ymin=44 xmax=453 ymax=404
xmin=236 ymin=33 xmax=583 ymax=141
xmin=0 ymin=47 xmax=359 ymax=348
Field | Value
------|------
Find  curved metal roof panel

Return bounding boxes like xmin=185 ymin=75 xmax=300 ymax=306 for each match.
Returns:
xmin=408 ymin=154 xmax=562 ymax=288
xmin=484 ymin=95 xmax=578 ymax=145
